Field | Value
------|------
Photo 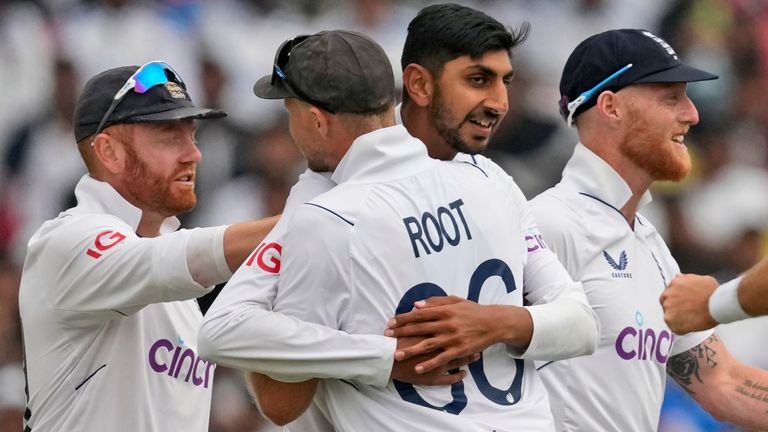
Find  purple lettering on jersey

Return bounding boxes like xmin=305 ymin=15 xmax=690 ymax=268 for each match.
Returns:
xmin=148 ymin=338 xmax=216 ymax=388
xmin=149 ymin=339 xmax=173 ymax=372
xmin=168 ymin=346 xmax=181 ymax=376
xmin=615 ymin=326 xmax=674 ymax=364
xmin=174 ymin=348 xmax=195 ymax=380
xmin=192 ymin=356 xmax=205 ymax=386
xmin=615 ymin=327 xmax=638 ymax=360
xmin=524 ymin=233 xmax=547 ymax=253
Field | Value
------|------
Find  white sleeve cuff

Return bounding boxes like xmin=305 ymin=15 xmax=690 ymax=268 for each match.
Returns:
xmin=511 ymin=297 xmax=599 ymax=360
xmin=709 ymin=276 xmax=750 ymax=324
xmin=185 ymin=225 xmax=232 ymax=288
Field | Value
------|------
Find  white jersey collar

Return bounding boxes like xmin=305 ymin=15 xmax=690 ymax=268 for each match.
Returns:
xmin=331 ymin=124 xmax=431 ymax=185
xmin=561 ymin=143 xmax=653 ymax=212
xmin=72 ymin=174 xmax=181 ymax=233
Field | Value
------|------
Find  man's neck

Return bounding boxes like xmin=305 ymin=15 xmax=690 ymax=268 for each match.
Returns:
xmin=582 ymin=138 xmax=652 ymax=228
xmin=136 ymin=211 xmax=166 ymax=237
xmin=401 ymin=103 xmax=458 ymax=161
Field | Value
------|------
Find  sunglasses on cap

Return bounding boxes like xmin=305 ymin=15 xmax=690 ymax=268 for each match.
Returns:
xmin=95 ymin=60 xmax=185 ymax=135
xmin=272 ymin=35 xmax=336 ymax=114
xmin=564 ymin=63 xmax=633 ymax=128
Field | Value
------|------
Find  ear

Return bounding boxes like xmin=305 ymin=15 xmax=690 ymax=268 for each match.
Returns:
xmin=402 ymin=64 xmax=434 ymax=108
xmin=594 ymin=91 xmax=622 ymax=126
xmin=91 ymin=132 xmax=126 ymax=174
xmin=308 ymin=106 xmax=331 ymax=139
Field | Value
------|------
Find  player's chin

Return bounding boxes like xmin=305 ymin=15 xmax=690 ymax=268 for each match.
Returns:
xmin=167 ymin=192 xmax=197 ymax=214
xmin=460 ymin=135 xmax=491 ymax=155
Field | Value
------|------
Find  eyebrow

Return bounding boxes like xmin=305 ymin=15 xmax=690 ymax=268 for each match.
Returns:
xmin=465 ymin=64 xmax=515 ymax=80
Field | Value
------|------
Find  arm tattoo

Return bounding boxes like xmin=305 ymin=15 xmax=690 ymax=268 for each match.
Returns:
xmin=736 ymin=379 xmax=768 ymax=413
xmin=667 ymin=334 xmax=720 ymax=394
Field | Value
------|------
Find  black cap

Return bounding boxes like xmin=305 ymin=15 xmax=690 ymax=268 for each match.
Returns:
xmin=559 ymin=29 xmax=718 ymax=124
xmin=74 ymin=65 xmax=226 ymax=142
xmin=254 ymin=30 xmax=395 ymax=113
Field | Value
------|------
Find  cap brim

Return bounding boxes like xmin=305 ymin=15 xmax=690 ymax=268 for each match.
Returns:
xmin=634 ymin=63 xmax=719 ymax=84
xmin=253 ymin=74 xmax=296 ymax=99
xmin=128 ymin=106 xmax=227 ymax=123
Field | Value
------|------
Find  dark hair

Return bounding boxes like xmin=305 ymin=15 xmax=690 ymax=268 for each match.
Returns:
xmin=401 ymin=3 xmax=530 ymax=102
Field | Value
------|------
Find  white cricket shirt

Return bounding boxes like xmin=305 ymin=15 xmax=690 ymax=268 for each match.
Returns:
xmin=199 ymin=169 xmax=394 ymax=432
xmin=530 ymin=144 xmax=714 ymax=432
xmin=19 ymin=175 xmax=232 ymax=431
xmin=273 ymin=125 xmax=597 ymax=431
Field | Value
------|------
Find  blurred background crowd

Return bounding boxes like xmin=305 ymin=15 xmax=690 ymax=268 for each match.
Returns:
xmin=1 ymin=0 xmax=767 ymax=430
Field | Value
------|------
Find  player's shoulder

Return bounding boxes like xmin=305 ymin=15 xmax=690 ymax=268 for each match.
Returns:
xmin=530 ymin=186 xmax=588 ymax=241
xmin=453 ymin=153 xmax=507 ymax=179
xmin=294 ymin=186 xmax=361 ymax=230
xmin=452 ymin=153 xmax=528 ymax=200
xmin=30 ymin=211 xmax=132 ymax=248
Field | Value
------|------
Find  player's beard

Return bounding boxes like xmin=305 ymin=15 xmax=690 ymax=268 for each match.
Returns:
xmin=122 ymin=142 xmax=197 ymax=216
xmin=429 ymin=84 xmax=498 ymax=156
xmin=620 ymin=111 xmax=692 ymax=182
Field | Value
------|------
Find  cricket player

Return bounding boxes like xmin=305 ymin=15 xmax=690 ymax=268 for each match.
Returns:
xmin=201 ymin=5 xmax=601 ymax=430
xmin=390 ymin=26 xmax=768 ymax=432
xmin=530 ymin=29 xmax=768 ymax=430
xmin=662 ymin=256 xmax=768 ymax=334
xmin=18 ymin=62 xmax=277 ymax=431
xmin=252 ymin=28 xmax=598 ymax=431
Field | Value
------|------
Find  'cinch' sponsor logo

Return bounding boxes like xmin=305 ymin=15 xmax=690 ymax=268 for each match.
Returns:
xmin=148 ymin=337 xmax=215 ymax=388
xmin=614 ymin=311 xmax=675 ymax=364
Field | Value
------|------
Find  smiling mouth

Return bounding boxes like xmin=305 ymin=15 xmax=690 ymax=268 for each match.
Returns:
xmin=469 ymin=118 xmax=495 ymax=129
xmin=671 ymin=134 xmax=685 ymax=144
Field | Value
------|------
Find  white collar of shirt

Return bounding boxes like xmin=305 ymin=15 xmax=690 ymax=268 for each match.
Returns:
xmin=331 ymin=124 xmax=431 ymax=184
xmin=73 ymin=174 xmax=181 ymax=233
xmin=561 ymin=143 xmax=653 ymax=212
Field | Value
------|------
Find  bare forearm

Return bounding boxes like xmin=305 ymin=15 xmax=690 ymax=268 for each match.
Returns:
xmin=740 ymin=257 xmax=768 ymax=317
xmin=668 ymin=334 xmax=768 ymax=429
xmin=223 ymin=216 xmax=280 ymax=271
xmin=246 ymin=372 xmax=318 ymax=426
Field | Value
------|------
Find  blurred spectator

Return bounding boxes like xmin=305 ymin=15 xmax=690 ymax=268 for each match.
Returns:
xmin=58 ymin=0 xmax=200 ymax=97
xmin=0 ymin=255 xmax=23 ymax=432
xmin=188 ymin=117 xmax=304 ymax=227
xmin=0 ymin=0 xmax=54 ymax=181
xmin=186 ymin=55 xmax=251 ymax=223
xmin=3 ymin=58 xmax=85 ymax=264
xmin=485 ymin=69 xmax=574 ymax=198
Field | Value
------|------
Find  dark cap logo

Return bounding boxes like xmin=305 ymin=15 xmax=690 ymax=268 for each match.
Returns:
xmin=641 ymin=31 xmax=678 ymax=60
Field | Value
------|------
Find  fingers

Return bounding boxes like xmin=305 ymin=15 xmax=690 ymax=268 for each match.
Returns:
xmin=388 ymin=308 xmax=444 ymax=328
xmin=414 ymin=348 xmax=472 ymax=374
xmin=445 ymin=353 xmax=481 ymax=370
xmin=394 ymin=335 xmax=451 ymax=361
xmin=388 ymin=296 xmax=465 ymax=327
xmin=414 ymin=295 xmax=464 ymax=309
xmin=386 ymin=322 xmax=443 ymax=338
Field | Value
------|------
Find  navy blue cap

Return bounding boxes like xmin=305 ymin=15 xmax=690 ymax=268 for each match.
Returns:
xmin=559 ymin=29 xmax=718 ymax=123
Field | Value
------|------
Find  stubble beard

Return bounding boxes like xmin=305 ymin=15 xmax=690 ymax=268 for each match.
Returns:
xmin=430 ymin=84 xmax=484 ymax=156
xmin=123 ymin=142 xmax=197 ymax=216
xmin=621 ymin=111 xmax=692 ymax=182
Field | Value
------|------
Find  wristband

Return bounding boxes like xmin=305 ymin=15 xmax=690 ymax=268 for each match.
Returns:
xmin=708 ymin=276 xmax=750 ymax=324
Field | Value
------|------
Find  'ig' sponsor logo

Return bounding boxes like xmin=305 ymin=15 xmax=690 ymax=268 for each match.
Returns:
xmin=246 ymin=242 xmax=282 ymax=273
xmin=614 ymin=311 xmax=674 ymax=364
